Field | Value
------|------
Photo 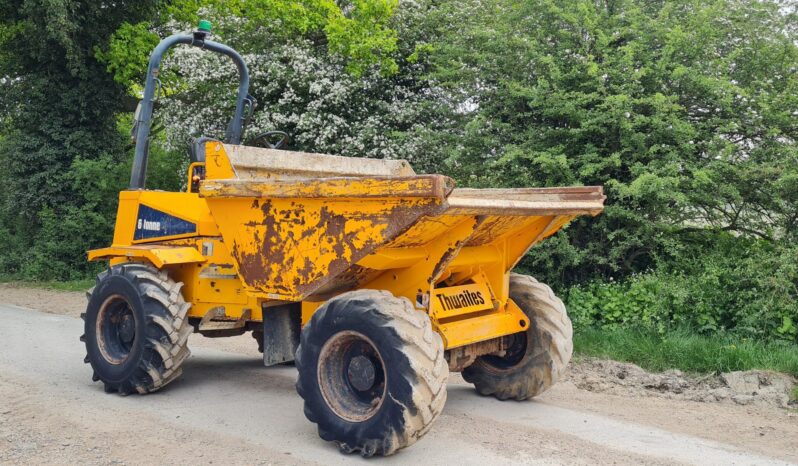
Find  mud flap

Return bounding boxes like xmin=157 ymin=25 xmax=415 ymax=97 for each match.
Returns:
xmin=262 ymin=303 xmax=301 ymax=366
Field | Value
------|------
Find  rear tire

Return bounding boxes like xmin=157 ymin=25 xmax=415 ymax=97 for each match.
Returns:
xmin=252 ymin=329 xmax=264 ymax=353
xmin=462 ymin=274 xmax=572 ymax=400
xmin=81 ymin=263 xmax=192 ymax=394
xmin=295 ymin=290 xmax=447 ymax=457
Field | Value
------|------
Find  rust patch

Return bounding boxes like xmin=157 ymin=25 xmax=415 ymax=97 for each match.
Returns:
xmin=231 ymin=199 xmax=289 ymax=293
xmin=292 ymin=200 xmax=446 ymax=297
xmin=446 ymin=335 xmax=510 ymax=372
xmin=430 ymin=216 xmax=485 ymax=283
xmin=467 ymin=216 xmax=526 ymax=246
xmin=295 ymin=257 xmax=315 ymax=287
xmin=207 ymin=263 xmax=235 ymax=269
xmin=308 ymin=265 xmax=383 ymax=300
xmin=292 ymin=205 xmax=381 ymax=297
xmin=227 ymin=198 xmax=445 ymax=299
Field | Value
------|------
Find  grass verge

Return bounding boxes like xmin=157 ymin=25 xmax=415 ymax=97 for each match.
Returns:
xmin=0 ymin=279 xmax=94 ymax=292
xmin=574 ymin=327 xmax=798 ymax=377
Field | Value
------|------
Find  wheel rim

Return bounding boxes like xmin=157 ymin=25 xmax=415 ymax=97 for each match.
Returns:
xmin=96 ymin=294 xmax=137 ymax=365
xmin=317 ymin=331 xmax=387 ymax=422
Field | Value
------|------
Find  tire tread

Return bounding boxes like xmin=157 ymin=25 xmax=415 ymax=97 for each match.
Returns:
xmin=296 ymin=289 xmax=447 ymax=457
xmin=462 ymin=273 xmax=572 ymax=400
xmin=83 ymin=263 xmax=192 ymax=394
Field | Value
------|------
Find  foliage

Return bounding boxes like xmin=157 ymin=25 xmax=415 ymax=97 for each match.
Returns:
xmin=98 ymin=0 xmax=401 ymax=88
xmin=0 ymin=0 xmax=167 ymax=278
xmin=323 ymin=0 xmax=399 ymax=76
xmin=150 ymin=3 xmax=442 ymax=169
xmin=574 ymin=327 xmax=798 ymax=376
xmin=95 ymin=22 xmax=160 ymax=89
xmin=566 ymin=235 xmax=798 ymax=342
xmin=426 ymin=0 xmax=798 ymax=287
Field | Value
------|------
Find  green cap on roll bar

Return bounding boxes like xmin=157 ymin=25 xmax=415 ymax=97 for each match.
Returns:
xmin=198 ymin=20 xmax=212 ymax=33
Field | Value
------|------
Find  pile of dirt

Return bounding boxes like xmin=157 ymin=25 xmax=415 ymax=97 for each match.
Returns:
xmin=566 ymin=358 xmax=797 ymax=409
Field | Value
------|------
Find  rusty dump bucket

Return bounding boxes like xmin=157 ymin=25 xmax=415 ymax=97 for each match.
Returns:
xmin=198 ymin=143 xmax=605 ymax=307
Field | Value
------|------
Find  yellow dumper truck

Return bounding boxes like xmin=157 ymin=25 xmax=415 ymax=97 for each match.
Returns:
xmin=81 ymin=22 xmax=605 ymax=456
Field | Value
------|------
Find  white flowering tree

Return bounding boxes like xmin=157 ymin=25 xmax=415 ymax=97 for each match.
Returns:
xmin=102 ymin=1 xmax=447 ymax=171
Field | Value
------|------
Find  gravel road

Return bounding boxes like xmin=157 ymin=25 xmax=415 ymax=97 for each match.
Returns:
xmin=1 ymin=288 xmax=797 ymax=465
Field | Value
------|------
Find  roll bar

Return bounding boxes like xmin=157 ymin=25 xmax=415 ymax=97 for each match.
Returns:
xmin=129 ymin=22 xmax=250 ymax=189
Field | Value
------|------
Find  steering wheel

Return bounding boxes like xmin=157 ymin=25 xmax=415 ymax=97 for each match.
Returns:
xmin=248 ymin=131 xmax=290 ymax=150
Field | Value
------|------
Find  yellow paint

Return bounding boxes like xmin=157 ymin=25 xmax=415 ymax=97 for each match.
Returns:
xmin=302 ymin=301 xmax=324 ymax=325
xmin=436 ymin=299 xmax=529 ymax=349
xmin=88 ymin=245 xmax=205 ymax=268
xmin=431 ymin=283 xmax=493 ymax=319
xmin=89 ymin=141 xmax=603 ymax=350
xmin=204 ymin=141 xmax=237 ymax=180
xmin=166 ymin=238 xmax=262 ymax=321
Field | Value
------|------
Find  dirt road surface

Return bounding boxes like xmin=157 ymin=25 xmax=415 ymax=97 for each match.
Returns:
xmin=1 ymin=287 xmax=797 ymax=465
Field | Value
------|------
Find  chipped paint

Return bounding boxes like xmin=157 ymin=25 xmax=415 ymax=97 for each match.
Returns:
xmin=208 ymin=195 xmax=445 ymax=301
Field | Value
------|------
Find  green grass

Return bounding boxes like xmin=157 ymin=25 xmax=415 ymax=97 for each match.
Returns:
xmin=574 ymin=327 xmax=798 ymax=377
xmin=0 ymin=278 xmax=94 ymax=292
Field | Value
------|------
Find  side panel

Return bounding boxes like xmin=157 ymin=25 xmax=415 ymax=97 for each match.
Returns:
xmin=112 ymin=191 xmax=219 ymax=245
xmin=204 ymin=197 xmax=444 ymax=301
xmin=103 ymin=190 xmax=258 ymax=321
xmin=164 ymin=238 xmax=263 ymax=321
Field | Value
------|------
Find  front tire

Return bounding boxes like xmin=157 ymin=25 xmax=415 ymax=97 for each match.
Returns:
xmin=81 ymin=263 xmax=192 ymax=395
xmin=295 ymin=290 xmax=447 ymax=457
xmin=462 ymin=274 xmax=572 ymax=400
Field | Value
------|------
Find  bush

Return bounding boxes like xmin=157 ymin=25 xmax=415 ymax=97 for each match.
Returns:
xmin=565 ymin=235 xmax=798 ymax=343
xmin=0 ymin=138 xmax=184 ymax=281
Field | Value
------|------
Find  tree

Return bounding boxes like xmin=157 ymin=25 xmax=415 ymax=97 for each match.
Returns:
xmin=99 ymin=0 xmax=403 ymax=90
xmin=103 ymin=1 xmax=445 ymax=168
xmin=0 ymin=0 xmax=427 ymax=279
xmin=0 ymin=0 xmax=163 ymax=278
xmin=423 ymin=0 xmax=798 ymax=286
